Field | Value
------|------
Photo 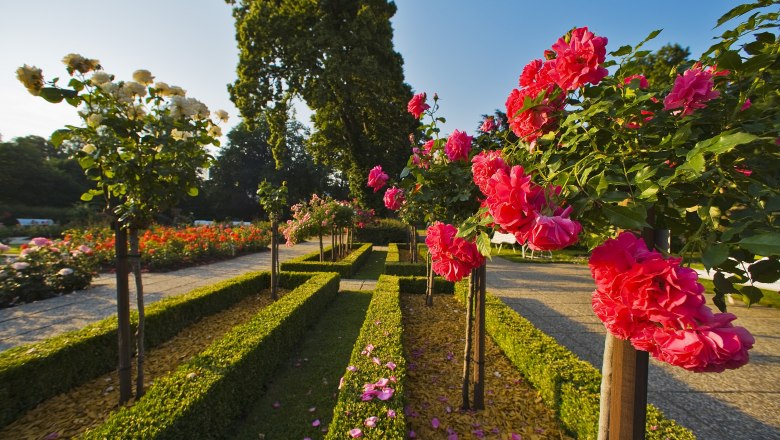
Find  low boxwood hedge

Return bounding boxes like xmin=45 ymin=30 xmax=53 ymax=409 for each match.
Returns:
xmin=281 ymin=242 xmax=373 ymax=277
xmin=384 ymin=243 xmax=427 ymax=276
xmin=454 ymin=282 xmax=696 ymax=440
xmin=0 ymin=270 xmax=302 ymax=429
xmin=82 ymin=271 xmax=340 ymax=439
xmin=397 ymin=275 xmax=454 ymax=294
xmin=327 ymin=275 xmax=407 ymax=439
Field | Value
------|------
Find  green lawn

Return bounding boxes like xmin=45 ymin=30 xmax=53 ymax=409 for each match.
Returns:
xmin=492 ymin=245 xmax=590 ymax=264
xmin=228 ymin=290 xmax=372 ymax=439
xmin=351 ymin=250 xmax=387 ymax=280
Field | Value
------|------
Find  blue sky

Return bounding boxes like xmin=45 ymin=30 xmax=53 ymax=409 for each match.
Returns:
xmin=0 ymin=0 xmax=743 ymax=147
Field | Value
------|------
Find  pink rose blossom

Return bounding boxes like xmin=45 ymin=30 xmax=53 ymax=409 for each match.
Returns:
xmin=525 ymin=207 xmax=582 ymax=251
xmin=407 ymin=92 xmax=430 ymax=118
xmin=11 ymin=262 xmax=30 ymax=270
xmin=367 ymin=165 xmax=389 ymax=193
xmin=471 ymin=150 xmax=509 ymax=195
xmin=734 ymin=165 xmax=753 ymax=177
xmin=505 ymin=86 xmax=561 ymax=143
xmin=445 ymin=129 xmax=473 ymax=162
xmin=383 ymin=187 xmax=405 ymax=211
xmin=426 ymin=222 xmax=485 ymax=282
xmin=30 ymin=237 xmax=53 ymax=247
xmin=740 ymin=98 xmax=752 ymax=111
xmin=664 ymin=63 xmax=728 ymax=116
xmin=479 ymin=116 xmax=497 ymax=133
xmin=549 ymin=27 xmax=609 ymax=91
xmin=484 ymin=166 xmax=542 ymax=241
xmin=623 ymin=74 xmax=649 ymax=89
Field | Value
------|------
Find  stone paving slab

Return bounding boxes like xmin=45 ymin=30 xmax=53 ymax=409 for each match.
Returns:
xmin=0 ymin=240 xmax=325 ymax=351
xmin=486 ymin=257 xmax=780 ymax=440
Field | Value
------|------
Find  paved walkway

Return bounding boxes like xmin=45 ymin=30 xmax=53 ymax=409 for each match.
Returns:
xmin=0 ymin=241 xmax=330 ymax=351
xmin=486 ymin=257 xmax=780 ymax=440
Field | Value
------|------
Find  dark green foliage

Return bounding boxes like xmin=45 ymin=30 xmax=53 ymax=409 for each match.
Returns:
xmin=280 ymin=243 xmax=373 ymax=277
xmin=326 ymin=275 xmax=407 ymax=439
xmin=353 ymin=219 xmax=409 ymax=245
xmin=82 ymin=272 xmax=340 ymax=439
xmin=0 ymin=270 xmax=305 ymax=429
xmin=453 ymin=283 xmax=696 ymax=440
xmin=398 ymin=275 xmax=454 ymax=295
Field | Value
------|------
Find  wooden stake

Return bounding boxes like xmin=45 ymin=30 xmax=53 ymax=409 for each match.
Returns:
xmin=472 ymin=262 xmax=487 ymax=409
xmin=114 ymin=222 xmax=132 ymax=404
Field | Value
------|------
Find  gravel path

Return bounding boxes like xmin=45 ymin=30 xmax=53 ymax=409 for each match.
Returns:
xmin=0 ymin=240 xmax=325 ymax=352
xmin=486 ymin=257 xmax=780 ymax=440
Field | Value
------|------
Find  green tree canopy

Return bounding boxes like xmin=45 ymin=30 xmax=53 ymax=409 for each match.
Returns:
xmin=228 ymin=0 xmax=417 ymax=202
xmin=636 ymin=43 xmax=691 ymax=87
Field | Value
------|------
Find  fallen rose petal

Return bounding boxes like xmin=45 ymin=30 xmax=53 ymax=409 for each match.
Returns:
xmin=385 ymin=361 xmax=397 ymax=370
xmin=408 ymin=430 xmax=417 ymax=438
xmin=387 ymin=409 xmax=396 ymax=418
xmin=272 ymin=401 xmax=281 ymax=408
xmin=347 ymin=365 xmax=358 ymax=372
xmin=372 ymin=357 xmax=381 ymax=365
xmin=432 ymin=417 xmax=440 ymax=429
xmin=375 ymin=378 xmax=390 ymax=387
xmin=349 ymin=428 xmax=363 ymax=438
xmin=364 ymin=416 xmax=378 ymax=428
xmin=377 ymin=387 xmax=394 ymax=400
xmin=312 ymin=419 xmax=320 ymax=427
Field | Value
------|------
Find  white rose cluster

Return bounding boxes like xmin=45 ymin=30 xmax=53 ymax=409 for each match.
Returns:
xmin=170 ymin=96 xmax=209 ymax=120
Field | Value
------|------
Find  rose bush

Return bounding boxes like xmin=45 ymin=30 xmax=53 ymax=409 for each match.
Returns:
xmin=0 ymin=237 xmax=97 ymax=307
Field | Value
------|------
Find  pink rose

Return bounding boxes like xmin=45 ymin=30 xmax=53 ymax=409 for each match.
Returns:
xmin=623 ymin=74 xmax=649 ymax=89
xmin=519 ymin=59 xmax=556 ymax=90
xmin=484 ymin=166 xmax=542 ymax=240
xmin=407 ymin=92 xmax=430 ymax=118
xmin=383 ymin=187 xmax=405 ymax=210
xmin=525 ymin=208 xmax=582 ymax=251
xmin=479 ymin=116 xmax=497 ymax=133
xmin=740 ymin=98 xmax=752 ymax=111
xmin=445 ymin=129 xmax=472 ymax=162
xmin=549 ymin=27 xmax=608 ymax=91
xmin=367 ymin=165 xmax=389 ymax=193
xmin=734 ymin=165 xmax=752 ymax=177
xmin=663 ymin=63 xmax=728 ymax=116
xmin=471 ymin=150 xmax=509 ymax=195
xmin=505 ymin=87 xmax=561 ymax=142
xmin=30 ymin=237 xmax=53 ymax=247
xmin=426 ymin=222 xmax=484 ymax=282
xmin=425 ymin=222 xmax=458 ymax=257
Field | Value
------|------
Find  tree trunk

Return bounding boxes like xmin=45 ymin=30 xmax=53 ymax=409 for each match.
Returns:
xmin=461 ymin=268 xmax=476 ymax=410
xmin=472 ymin=262 xmax=487 ymax=409
xmin=425 ymin=252 xmax=434 ymax=307
xmin=331 ymin=228 xmax=336 ymax=261
xmin=114 ymin=222 xmax=132 ymax=404
xmin=410 ymin=225 xmax=419 ymax=264
xmin=129 ymin=228 xmax=145 ymax=399
xmin=271 ymin=219 xmax=278 ymax=300
xmin=597 ymin=334 xmax=614 ymax=440
xmin=319 ymin=232 xmax=324 ymax=262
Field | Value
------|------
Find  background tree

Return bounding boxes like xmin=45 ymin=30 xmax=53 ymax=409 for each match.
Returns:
xmin=636 ymin=43 xmax=691 ymax=88
xmin=227 ymin=0 xmax=416 ymax=204
xmin=189 ymin=118 xmax=342 ymax=220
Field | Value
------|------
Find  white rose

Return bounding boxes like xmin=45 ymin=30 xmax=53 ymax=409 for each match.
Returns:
xmin=208 ymin=125 xmax=222 ymax=138
xmin=213 ymin=109 xmax=229 ymax=123
xmin=82 ymin=143 xmax=97 ymax=154
xmin=90 ymin=71 xmax=111 ymax=86
xmin=16 ymin=64 xmax=44 ymax=96
xmin=122 ymin=81 xmax=147 ymax=98
xmin=171 ymin=129 xmax=193 ymax=141
xmin=132 ymin=69 xmax=155 ymax=85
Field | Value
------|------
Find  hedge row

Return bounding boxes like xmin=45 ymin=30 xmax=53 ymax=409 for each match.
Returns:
xmin=0 ymin=270 xmax=290 ymax=429
xmin=353 ymin=219 xmax=409 ymax=245
xmin=384 ymin=243 xmax=427 ymax=276
xmin=397 ymin=275 xmax=454 ymax=295
xmin=326 ymin=275 xmax=408 ymax=439
xmin=281 ymin=242 xmax=373 ymax=277
xmin=454 ymin=283 xmax=696 ymax=440
xmin=83 ymin=271 xmax=340 ymax=439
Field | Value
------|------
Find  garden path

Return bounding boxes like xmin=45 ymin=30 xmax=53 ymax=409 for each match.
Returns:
xmin=486 ymin=257 xmax=780 ymax=440
xmin=0 ymin=240 xmax=335 ymax=352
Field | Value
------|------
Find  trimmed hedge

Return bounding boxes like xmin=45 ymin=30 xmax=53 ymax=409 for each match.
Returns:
xmin=398 ymin=275 xmax=454 ymax=295
xmin=454 ymin=282 xmax=696 ymax=440
xmin=353 ymin=219 xmax=408 ymax=245
xmin=327 ymin=275 xmax=407 ymax=439
xmin=83 ymin=271 xmax=340 ymax=439
xmin=281 ymin=242 xmax=373 ymax=277
xmin=384 ymin=243 xmax=427 ymax=276
xmin=0 ymin=270 xmax=295 ymax=429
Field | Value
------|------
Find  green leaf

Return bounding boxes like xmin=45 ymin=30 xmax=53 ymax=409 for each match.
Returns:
xmin=717 ymin=50 xmax=743 ymax=70
xmin=78 ymin=156 xmax=96 ymax=169
xmin=601 ymin=204 xmax=649 ymax=230
xmin=687 ymin=132 xmax=758 ymax=158
xmin=638 ymin=184 xmax=659 ymax=200
xmin=748 ymin=258 xmax=780 ymax=283
xmin=39 ymin=87 xmax=64 ymax=103
xmin=80 ymin=192 xmax=94 ymax=201
xmin=713 ymin=271 xmax=738 ymax=294
xmin=595 ymin=171 xmax=608 ymax=196
xmin=399 ymin=167 xmax=410 ymax=179
xmin=712 ymin=291 xmax=727 ymax=313
xmin=739 ymin=285 xmax=763 ymax=307
xmin=50 ymin=129 xmax=71 ymax=147
xmin=739 ymin=233 xmax=780 ymax=256
xmin=610 ymin=45 xmax=632 ymax=57
xmin=701 ymin=243 xmax=729 ymax=270
xmin=477 ymin=231 xmax=492 ymax=259
xmin=188 ymin=187 xmax=199 ymax=197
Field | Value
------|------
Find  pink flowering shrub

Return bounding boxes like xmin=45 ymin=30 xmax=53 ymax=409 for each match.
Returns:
xmin=471 ymin=150 xmax=510 ymax=195
xmin=479 ymin=116 xmax=497 ymax=133
xmin=548 ymin=27 xmax=609 ymax=91
xmin=444 ymin=129 xmax=473 ymax=162
xmin=589 ymin=232 xmax=754 ymax=372
xmin=0 ymin=237 xmax=97 ymax=307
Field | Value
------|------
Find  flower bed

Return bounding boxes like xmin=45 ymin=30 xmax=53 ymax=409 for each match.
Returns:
xmin=453 ymin=282 xmax=695 ymax=439
xmin=0 ymin=237 xmax=97 ymax=308
xmin=281 ymin=242 xmax=373 ymax=277
xmin=65 ymin=223 xmax=272 ymax=271
xmin=82 ymin=271 xmax=339 ymax=439
xmin=0 ymin=270 xmax=313 ymax=429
